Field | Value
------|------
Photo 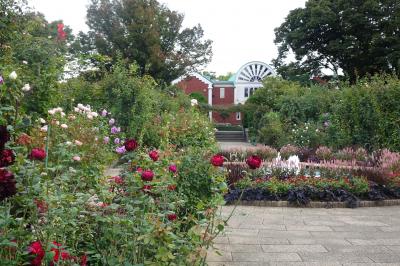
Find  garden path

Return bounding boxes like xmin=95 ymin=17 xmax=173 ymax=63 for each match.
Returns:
xmin=218 ymin=142 xmax=261 ymax=150
xmin=208 ymin=205 xmax=400 ymax=266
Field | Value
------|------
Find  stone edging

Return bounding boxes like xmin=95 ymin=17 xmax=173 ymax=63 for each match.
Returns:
xmin=229 ymin=199 xmax=400 ymax=208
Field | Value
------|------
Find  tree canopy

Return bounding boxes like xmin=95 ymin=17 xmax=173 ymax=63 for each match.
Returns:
xmin=84 ymin=0 xmax=213 ymax=83
xmin=274 ymin=0 xmax=400 ymax=82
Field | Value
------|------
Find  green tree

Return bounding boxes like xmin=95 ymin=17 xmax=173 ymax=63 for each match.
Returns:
xmin=84 ymin=0 xmax=212 ymax=83
xmin=275 ymin=0 xmax=400 ymax=82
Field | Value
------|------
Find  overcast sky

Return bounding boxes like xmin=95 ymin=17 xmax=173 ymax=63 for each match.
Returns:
xmin=29 ymin=0 xmax=306 ymax=75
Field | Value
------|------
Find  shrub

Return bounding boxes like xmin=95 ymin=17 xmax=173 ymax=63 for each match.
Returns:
xmin=315 ymin=146 xmax=333 ymax=161
xmin=257 ymin=112 xmax=285 ymax=147
xmin=280 ymin=144 xmax=300 ymax=160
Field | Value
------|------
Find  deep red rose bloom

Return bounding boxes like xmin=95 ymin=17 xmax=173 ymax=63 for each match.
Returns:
xmin=167 ymin=184 xmax=177 ymax=191
xmin=142 ymin=185 xmax=152 ymax=192
xmin=210 ymin=154 xmax=224 ymax=167
xmin=141 ymin=170 xmax=154 ymax=182
xmin=246 ymin=155 xmax=262 ymax=169
xmin=168 ymin=164 xmax=177 ymax=173
xmin=28 ymin=241 xmax=45 ymax=266
xmin=149 ymin=150 xmax=159 ymax=161
xmin=80 ymin=254 xmax=88 ymax=266
xmin=29 ymin=148 xmax=46 ymax=161
xmin=124 ymin=139 xmax=138 ymax=152
xmin=0 ymin=149 xmax=14 ymax=167
xmin=110 ymin=175 xmax=124 ymax=185
xmin=50 ymin=242 xmax=71 ymax=266
xmin=167 ymin=213 xmax=177 ymax=221
xmin=0 ymin=125 xmax=10 ymax=149
xmin=0 ymin=169 xmax=16 ymax=201
xmin=136 ymin=167 xmax=143 ymax=173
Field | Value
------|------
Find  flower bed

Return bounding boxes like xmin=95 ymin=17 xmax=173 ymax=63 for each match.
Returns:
xmin=221 ymin=152 xmax=400 ymax=208
xmin=0 ymin=103 xmax=227 ymax=265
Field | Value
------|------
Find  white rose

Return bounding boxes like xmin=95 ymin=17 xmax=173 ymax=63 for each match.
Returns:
xmin=74 ymin=140 xmax=83 ymax=146
xmin=191 ymin=99 xmax=198 ymax=106
xmin=61 ymin=124 xmax=68 ymax=129
xmin=9 ymin=71 xmax=17 ymax=80
xmin=39 ymin=118 xmax=46 ymax=124
xmin=74 ymin=107 xmax=80 ymax=112
xmin=60 ymin=112 xmax=66 ymax=117
xmin=87 ymin=114 xmax=93 ymax=120
xmin=48 ymin=109 xmax=56 ymax=115
xmin=22 ymin=60 xmax=28 ymax=65
xmin=22 ymin=84 xmax=31 ymax=92
xmin=40 ymin=125 xmax=48 ymax=132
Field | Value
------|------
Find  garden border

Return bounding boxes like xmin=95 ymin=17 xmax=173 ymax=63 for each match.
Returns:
xmin=228 ymin=199 xmax=400 ymax=208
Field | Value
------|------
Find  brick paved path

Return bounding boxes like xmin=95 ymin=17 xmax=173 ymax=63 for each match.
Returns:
xmin=208 ymin=205 xmax=400 ymax=266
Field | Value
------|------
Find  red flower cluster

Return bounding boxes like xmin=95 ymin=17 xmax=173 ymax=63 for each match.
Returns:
xmin=110 ymin=175 xmax=124 ymax=185
xmin=0 ymin=168 xmax=16 ymax=201
xmin=246 ymin=155 xmax=262 ymax=169
xmin=168 ymin=164 xmax=177 ymax=173
xmin=141 ymin=170 xmax=154 ymax=182
xmin=210 ymin=154 xmax=224 ymax=167
xmin=28 ymin=241 xmax=87 ymax=266
xmin=167 ymin=213 xmax=177 ymax=221
xmin=29 ymin=148 xmax=46 ymax=161
xmin=28 ymin=241 xmax=45 ymax=266
xmin=124 ymin=139 xmax=138 ymax=152
xmin=0 ymin=149 xmax=14 ymax=167
xmin=142 ymin=185 xmax=152 ymax=192
xmin=149 ymin=150 xmax=159 ymax=161
xmin=57 ymin=23 xmax=67 ymax=40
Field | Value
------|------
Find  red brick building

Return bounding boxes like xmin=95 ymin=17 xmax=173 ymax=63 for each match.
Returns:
xmin=172 ymin=61 xmax=276 ymax=125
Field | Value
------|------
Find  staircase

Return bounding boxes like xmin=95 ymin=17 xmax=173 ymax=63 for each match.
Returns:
xmin=215 ymin=131 xmax=246 ymax=142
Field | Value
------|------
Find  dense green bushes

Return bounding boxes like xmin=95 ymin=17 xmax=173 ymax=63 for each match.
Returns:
xmin=245 ymin=76 xmax=400 ymax=151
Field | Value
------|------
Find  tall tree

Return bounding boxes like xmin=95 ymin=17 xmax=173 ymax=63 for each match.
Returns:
xmin=274 ymin=0 xmax=400 ymax=82
xmin=85 ymin=0 xmax=213 ymax=83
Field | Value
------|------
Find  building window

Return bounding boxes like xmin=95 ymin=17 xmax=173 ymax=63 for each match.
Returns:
xmin=244 ymin=88 xmax=249 ymax=97
xmin=220 ymin=87 xmax=225 ymax=98
xmin=236 ymin=112 xmax=241 ymax=120
xmin=250 ymin=88 xmax=254 ymax=96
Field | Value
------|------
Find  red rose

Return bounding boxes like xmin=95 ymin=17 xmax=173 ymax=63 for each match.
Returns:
xmin=124 ymin=139 xmax=138 ymax=152
xmin=136 ymin=167 xmax=143 ymax=173
xmin=0 ymin=149 xmax=14 ymax=167
xmin=149 ymin=150 xmax=159 ymax=161
xmin=29 ymin=148 xmax=46 ymax=161
xmin=141 ymin=170 xmax=154 ymax=182
xmin=50 ymin=242 xmax=71 ymax=266
xmin=110 ymin=176 xmax=124 ymax=185
xmin=168 ymin=164 xmax=177 ymax=173
xmin=210 ymin=155 xmax=224 ymax=167
xmin=246 ymin=155 xmax=262 ymax=169
xmin=167 ymin=184 xmax=177 ymax=191
xmin=0 ymin=169 xmax=16 ymax=201
xmin=80 ymin=254 xmax=88 ymax=266
xmin=28 ymin=241 xmax=45 ymax=266
xmin=142 ymin=185 xmax=152 ymax=192
xmin=167 ymin=213 xmax=177 ymax=221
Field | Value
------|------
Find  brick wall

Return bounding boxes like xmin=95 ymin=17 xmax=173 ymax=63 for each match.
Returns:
xmin=175 ymin=77 xmax=208 ymax=99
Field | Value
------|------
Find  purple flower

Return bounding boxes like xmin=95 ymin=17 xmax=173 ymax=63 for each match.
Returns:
xmin=114 ymin=138 xmax=120 ymax=144
xmin=109 ymin=118 xmax=115 ymax=126
xmin=101 ymin=109 xmax=107 ymax=117
xmin=0 ymin=75 xmax=3 ymax=85
xmin=115 ymin=146 xmax=126 ymax=154
xmin=103 ymin=137 xmax=110 ymax=144
xmin=111 ymin=126 xmax=119 ymax=134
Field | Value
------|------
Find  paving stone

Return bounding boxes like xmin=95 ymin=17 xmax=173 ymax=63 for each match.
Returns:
xmin=214 ymin=236 xmax=229 ymax=244
xmin=323 ymin=244 xmax=392 ymax=253
xmin=269 ymin=263 xmax=341 ymax=266
xmin=288 ymin=238 xmax=352 ymax=246
xmin=226 ymin=228 xmax=259 ymax=236
xmin=231 ymin=252 xmax=301 ymax=262
xmin=385 ymin=246 xmax=400 ymax=252
xmin=298 ymin=252 xmax=374 ymax=263
xmin=261 ymin=244 xmax=327 ymax=253
xmin=330 ymin=225 xmax=381 ymax=232
xmin=258 ymin=230 xmax=312 ymax=238
xmin=343 ymin=263 xmax=400 ymax=266
xmin=239 ymin=224 xmax=286 ymax=230
xmin=229 ymin=236 xmax=289 ymax=245
xmin=348 ymin=239 xmax=400 ymax=246
xmin=367 ymin=253 xmax=400 ymax=263
xmin=285 ymin=225 xmax=333 ymax=231
xmin=214 ymin=243 xmax=263 ymax=253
